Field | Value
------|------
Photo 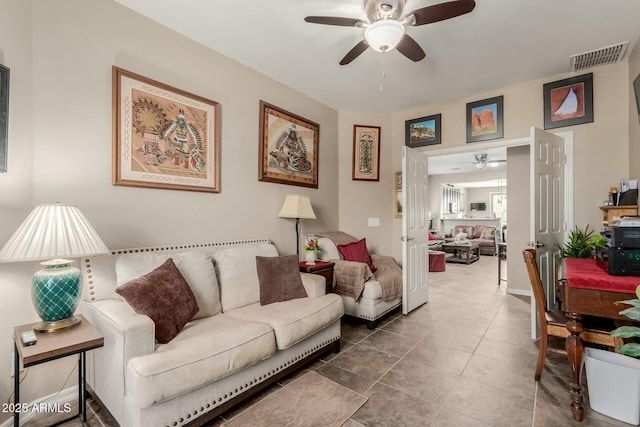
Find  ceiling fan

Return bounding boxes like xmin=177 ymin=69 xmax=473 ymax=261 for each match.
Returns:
xmin=463 ymin=153 xmax=507 ymax=170
xmin=304 ymin=0 xmax=476 ymax=65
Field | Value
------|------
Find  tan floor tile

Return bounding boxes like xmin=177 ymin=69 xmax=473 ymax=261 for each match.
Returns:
xmin=328 ymin=344 xmax=399 ymax=382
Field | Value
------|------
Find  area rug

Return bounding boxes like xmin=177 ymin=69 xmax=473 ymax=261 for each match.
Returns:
xmin=222 ymin=371 xmax=368 ymax=427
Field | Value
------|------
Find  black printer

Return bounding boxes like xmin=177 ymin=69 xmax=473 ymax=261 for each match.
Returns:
xmin=608 ymin=218 xmax=640 ymax=276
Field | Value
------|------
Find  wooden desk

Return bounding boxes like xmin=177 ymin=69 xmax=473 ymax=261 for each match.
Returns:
xmin=561 ymin=258 xmax=637 ymax=422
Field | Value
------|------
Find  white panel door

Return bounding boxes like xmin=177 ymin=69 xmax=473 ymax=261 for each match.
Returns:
xmin=402 ymin=146 xmax=429 ymax=314
xmin=530 ymin=127 xmax=565 ymax=337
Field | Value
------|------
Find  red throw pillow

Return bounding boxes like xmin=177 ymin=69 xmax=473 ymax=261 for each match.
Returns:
xmin=338 ymin=238 xmax=376 ymax=272
xmin=428 ymin=232 xmax=438 ymax=240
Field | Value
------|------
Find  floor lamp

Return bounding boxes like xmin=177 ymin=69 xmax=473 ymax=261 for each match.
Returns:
xmin=278 ymin=194 xmax=316 ymax=257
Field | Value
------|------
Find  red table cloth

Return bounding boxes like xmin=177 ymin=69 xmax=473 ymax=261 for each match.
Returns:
xmin=566 ymin=257 xmax=640 ymax=293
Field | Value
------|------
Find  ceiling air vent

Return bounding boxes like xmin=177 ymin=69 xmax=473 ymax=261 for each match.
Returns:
xmin=569 ymin=41 xmax=629 ymax=72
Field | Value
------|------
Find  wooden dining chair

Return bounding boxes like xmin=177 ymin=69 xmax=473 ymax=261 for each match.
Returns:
xmin=522 ymin=248 xmax=623 ymax=381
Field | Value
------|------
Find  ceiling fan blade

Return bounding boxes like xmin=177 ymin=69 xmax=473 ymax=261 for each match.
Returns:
xmin=410 ymin=0 xmax=476 ymax=26
xmin=304 ymin=16 xmax=365 ymax=27
xmin=396 ymin=35 xmax=426 ymax=62
xmin=339 ymin=40 xmax=369 ymax=65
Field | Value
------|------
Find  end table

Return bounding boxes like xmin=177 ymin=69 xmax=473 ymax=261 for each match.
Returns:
xmin=299 ymin=260 xmax=335 ymax=294
xmin=13 ymin=314 xmax=104 ymax=426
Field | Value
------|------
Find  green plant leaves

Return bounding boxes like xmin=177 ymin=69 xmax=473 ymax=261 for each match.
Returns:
xmin=616 ymin=343 xmax=640 ymax=358
xmin=559 ymin=224 xmax=605 ymax=258
xmin=611 ymin=325 xmax=640 ymax=338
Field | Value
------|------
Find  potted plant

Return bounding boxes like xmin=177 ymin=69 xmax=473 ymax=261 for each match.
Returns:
xmin=583 ymin=284 xmax=640 ymax=425
xmin=559 ymin=224 xmax=606 ymax=258
xmin=303 ymin=237 xmax=320 ymax=265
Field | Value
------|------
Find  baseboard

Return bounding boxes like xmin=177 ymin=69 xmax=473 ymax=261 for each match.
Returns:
xmin=507 ymin=288 xmax=532 ymax=297
xmin=0 ymin=386 xmax=78 ymax=427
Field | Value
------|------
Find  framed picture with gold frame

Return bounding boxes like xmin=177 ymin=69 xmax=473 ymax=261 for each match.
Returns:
xmin=112 ymin=66 xmax=220 ymax=192
xmin=394 ymin=171 xmax=402 ymax=218
xmin=352 ymin=125 xmax=380 ymax=181
xmin=258 ymin=100 xmax=319 ymax=188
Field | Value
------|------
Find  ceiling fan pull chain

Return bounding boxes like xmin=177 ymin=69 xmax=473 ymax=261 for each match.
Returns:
xmin=379 ymin=52 xmax=386 ymax=91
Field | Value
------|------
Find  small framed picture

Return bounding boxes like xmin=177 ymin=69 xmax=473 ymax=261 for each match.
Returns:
xmin=352 ymin=125 xmax=380 ymax=181
xmin=466 ymin=96 xmax=503 ymax=143
xmin=633 ymin=73 xmax=640 ymax=124
xmin=405 ymin=114 xmax=441 ymax=147
xmin=394 ymin=171 xmax=402 ymax=218
xmin=0 ymin=63 xmax=9 ymax=173
xmin=543 ymin=73 xmax=593 ymax=130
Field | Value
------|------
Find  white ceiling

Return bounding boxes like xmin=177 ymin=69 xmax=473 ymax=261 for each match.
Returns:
xmin=113 ymin=0 xmax=640 ymax=113
xmin=428 ymin=146 xmax=506 ymax=175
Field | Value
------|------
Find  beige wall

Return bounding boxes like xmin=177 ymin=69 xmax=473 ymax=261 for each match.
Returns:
xmin=337 ymin=112 xmax=394 ymax=256
xmin=630 ymin=41 xmax=640 ymax=178
xmin=375 ymin=62 xmax=632 ymax=262
xmin=506 ymin=145 xmax=531 ymax=293
xmin=0 ymin=0 xmax=339 ymax=418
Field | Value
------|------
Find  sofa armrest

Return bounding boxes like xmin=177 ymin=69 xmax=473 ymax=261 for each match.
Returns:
xmin=79 ymin=299 xmax=155 ymax=423
xmin=300 ymin=273 xmax=326 ymax=297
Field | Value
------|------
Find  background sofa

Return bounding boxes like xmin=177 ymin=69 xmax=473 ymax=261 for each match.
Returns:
xmin=80 ymin=240 xmax=343 ymax=427
xmin=445 ymin=225 xmax=497 ymax=255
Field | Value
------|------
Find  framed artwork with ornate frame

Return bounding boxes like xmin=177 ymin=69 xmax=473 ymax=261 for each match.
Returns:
xmin=352 ymin=125 xmax=380 ymax=181
xmin=543 ymin=73 xmax=593 ymax=130
xmin=112 ymin=66 xmax=220 ymax=192
xmin=466 ymin=95 xmax=504 ymax=143
xmin=405 ymin=114 xmax=441 ymax=147
xmin=0 ymin=64 xmax=9 ymax=173
xmin=394 ymin=171 xmax=402 ymax=218
xmin=258 ymin=100 xmax=319 ymax=188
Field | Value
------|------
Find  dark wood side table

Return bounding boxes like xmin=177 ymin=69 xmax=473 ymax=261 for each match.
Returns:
xmin=299 ymin=260 xmax=335 ymax=294
xmin=13 ymin=314 xmax=104 ymax=426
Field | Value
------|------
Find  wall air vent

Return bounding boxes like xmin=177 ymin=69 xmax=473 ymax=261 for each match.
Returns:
xmin=569 ymin=41 xmax=629 ymax=72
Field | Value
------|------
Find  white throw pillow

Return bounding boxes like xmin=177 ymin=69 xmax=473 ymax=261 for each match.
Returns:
xmin=317 ymin=237 xmax=341 ymax=261
xmin=212 ymin=243 xmax=278 ymax=311
xmin=115 ymin=250 xmax=221 ymax=319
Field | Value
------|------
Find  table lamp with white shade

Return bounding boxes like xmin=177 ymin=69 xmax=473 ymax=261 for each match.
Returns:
xmin=0 ymin=203 xmax=109 ymax=332
xmin=278 ymin=194 xmax=316 ymax=257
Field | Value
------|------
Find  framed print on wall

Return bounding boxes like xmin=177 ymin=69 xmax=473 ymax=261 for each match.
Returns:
xmin=543 ymin=73 xmax=593 ymax=130
xmin=405 ymin=114 xmax=441 ymax=147
xmin=394 ymin=171 xmax=402 ymax=218
xmin=466 ymin=95 xmax=503 ymax=143
xmin=352 ymin=125 xmax=380 ymax=181
xmin=258 ymin=100 xmax=319 ymax=188
xmin=112 ymin=66 xmax=220 ymax=192
xmin=0 ymin=64 xmax=9 ymax=173
xmin=633 ymin=73 xmax=640 ymax=124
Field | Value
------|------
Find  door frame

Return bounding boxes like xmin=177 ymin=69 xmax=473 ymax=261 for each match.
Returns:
xmin=410 ymin=128 xmax=574 ymax=298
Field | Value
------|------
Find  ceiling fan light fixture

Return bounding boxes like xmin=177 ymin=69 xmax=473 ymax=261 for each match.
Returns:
xmin=364 ymin=20 xmax=405 ymax=52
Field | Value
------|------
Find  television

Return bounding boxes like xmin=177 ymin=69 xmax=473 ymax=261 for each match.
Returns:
xmin=470 ymin=202 xmax=486 ymax=211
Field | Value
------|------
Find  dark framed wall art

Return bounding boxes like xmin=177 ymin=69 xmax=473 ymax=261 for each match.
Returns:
xmin=634 ymin=72 xmax=640 ymax=124
xmin=258 ymin=100 xmax=319 ymax=188
xmin=466 ymin=95 xmax=503 ymax=143
xmin=543 ymin=73 xmax=593 ymax=130
xmin=352 ymin=125 xmax=380 ymax=181
xmin=0 ymin=64 xmax=9 ymax=173
xmin=405 ymin=114 xmax=441 ymax=147
xmin=112 ymin=66 xmax=221 ymax=192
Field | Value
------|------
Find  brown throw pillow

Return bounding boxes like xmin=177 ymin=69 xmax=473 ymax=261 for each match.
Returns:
xmin=116 ymin=258 xmax=199 ymax=344
xmin=256 ymin=255 xmax=307 ymax=305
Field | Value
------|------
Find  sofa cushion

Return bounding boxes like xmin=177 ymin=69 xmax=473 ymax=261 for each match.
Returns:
xmin=453 ymin=225 xmax=474 ymax=237
xmin=115 ymin=250 xmax=221 ymax=320
xmin=256 ymin=255 xmax=307 ymax=305
xmin=478 ymin=226 xmax=496 ymax=240
xmin=226 ymin=293 xmax=344 ymax=350
xmin=338 ymin=238 xmax=376 ymax=272
xmin=212 ymin=243 xmax=279 ymax=311
xmin=116 ymin=258 xmax=199 ymax=344
xmin=126 ymin=314 xmax=276 ymax=408
xmin=317 ymin=237 xmax=342 ymax=261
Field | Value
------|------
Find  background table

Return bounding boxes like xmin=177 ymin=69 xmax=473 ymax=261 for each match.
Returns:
xmin=299 ymin=260 xmax=335 ymax=294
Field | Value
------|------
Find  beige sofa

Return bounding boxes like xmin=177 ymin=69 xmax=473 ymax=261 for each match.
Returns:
xmin=445 ymin=225 xmax=497 ymax=255
xmin=79 ymin=240 xmax=343 ymax=427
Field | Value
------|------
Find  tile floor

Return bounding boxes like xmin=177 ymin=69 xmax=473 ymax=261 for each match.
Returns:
xmin=25 ymin=255 xmax=632 ymax=427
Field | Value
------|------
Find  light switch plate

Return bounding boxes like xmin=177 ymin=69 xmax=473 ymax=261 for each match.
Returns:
xmin=368 ymin=218 xmax=380 ymax=227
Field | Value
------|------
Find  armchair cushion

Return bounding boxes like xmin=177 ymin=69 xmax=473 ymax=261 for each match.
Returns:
xmin=256 ymin=255 xmax=307 ymax=305
xmin=116 ymin=258 xmax=199 ymax=344
xmin=338 ymin=238 xmax=376 ymax=272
